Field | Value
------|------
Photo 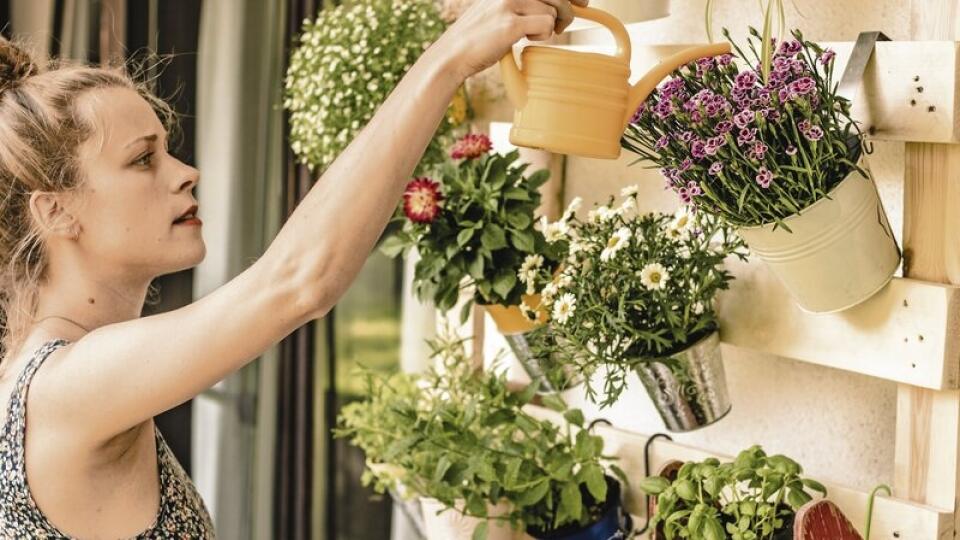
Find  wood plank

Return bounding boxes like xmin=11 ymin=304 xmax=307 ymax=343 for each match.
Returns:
xmin=894 ymin=0 xmax=960 ymax=519
xmin=716 ymin=257 xmax=960 ymax=389
xmin=526 ymin=406 xmax=954 ymax=539
xmin=557 ymin=41 xmax=960 ymax=143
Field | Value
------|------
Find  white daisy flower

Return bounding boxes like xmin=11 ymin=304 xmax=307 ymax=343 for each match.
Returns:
xmin=620 ymin=184 xmax=641 ymax=197
xmin=543 ymin=220 xmax=569 ymax=243
xmin=552 ymin=293 xmax=577 ymax=324
xmin=542 ymin=282 xmax=559 ymax=302
xmin=520 ymin=254 xmax=544 ymax=276
xmin=619 ymin=196 xmax=637 ymax=214
xmin=519 ymin=301 xmax=538 ymax=322
xmin=670 ymin=207 xmax=695 ymax=232
xmin=639 ymin=263 xmax=670 ymax=290
xmin=563 ymin=197 xmax=583 ymax=220
xmin=692 ymin=301 xmax=706 ymax=315
xmin=600 ymin=227 xmax=632 ymax=262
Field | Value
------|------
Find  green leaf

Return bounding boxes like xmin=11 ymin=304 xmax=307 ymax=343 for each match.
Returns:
xmin=481 ymin=224 xmax=507 ymax=251
xmin=801 ymin=478 xmax=827 ymax=495
xmin=506 ymin=211 xmax=532 ymax=230
xmin=472 ymin=522 xmax=488 ymax=540
xmin=516 ymin=382 xmax=539 ymax=405
xmin=379 ymin=234 xmax=407 ymax=258
xmin=504 ymin=187 xmax=532 ymax=201
xmin=583 ymin=465 xmax=608 ymax=503
xmin=509 ymin=229 xmax=535 ymax=252
xmin=492 ymin=271 xmax=516 ymax=299
xmin=468 ymin=253 xmax=485 ymax=280
xmin=638 ymin=476 xmax=671 ymax=495
xmin=518 ymin=478 xmax=550 ymax=506
xmin=433 ymin=456 xmax=452 ymax=483
xmin=459 ymin=298 xmax=475 ymax=325
xmin=457 ymin=228 xmax=475 ymax=247
xmin=703 ymin=516 xmax=725 ymax=540
xmin=526 ymin=169 xmax=550 ymax=189
xmin=560 ymin=481 xmax=583 ymax=523
xmin=563 ymin=409 xmax=585 ymax=427
xmin=676 ymin=479 xmax=697 ymax=501
xmin=541 ymin=393 xmax=567 ymax=412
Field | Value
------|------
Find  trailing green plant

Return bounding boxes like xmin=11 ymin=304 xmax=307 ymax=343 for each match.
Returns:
xmin=638 ymin=446 xmax=827 ymax=540
xmin=529 ymin=190 xmax=746 ymax=407
xmin=381 ymin=133 xmax=566 ymax=318
xmin=284 ymin=0 xmax=466 ymax=174
xmin=335 ymin=331 xmax=627 ymax=538
xmin=622 ymin=27 xmax=867 ymax=229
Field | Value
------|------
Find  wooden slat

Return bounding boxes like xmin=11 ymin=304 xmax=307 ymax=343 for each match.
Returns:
xmin=558 ymin=41 xmax=960 ymax=143
xmin=526 ymin=406 xmax=954 ymax=539
xmin=716 ymin=257 xmax=960 ymax=389
xmin=894 ymin=0 xmax=960 ymax=520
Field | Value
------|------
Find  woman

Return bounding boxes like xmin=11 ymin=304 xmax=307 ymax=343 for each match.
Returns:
xmin=0 ymin=0 xmax=588 ymax=537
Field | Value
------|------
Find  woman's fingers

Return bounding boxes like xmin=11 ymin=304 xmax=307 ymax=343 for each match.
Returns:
xmin=515 ymin=0 xmax=585 ymax=36
xmin=518 ymin=14 xmax=557 ymax=42
xmin=569 ymin=0 xmax=590 ymax=6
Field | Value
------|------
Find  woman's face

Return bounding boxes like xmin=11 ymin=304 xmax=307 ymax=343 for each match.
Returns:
xmin=71 ymin=87 xmax=205 ymax=279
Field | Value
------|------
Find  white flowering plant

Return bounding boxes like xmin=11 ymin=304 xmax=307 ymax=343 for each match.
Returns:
xmin=531 ymin=190 xmax=747 ymax=407
xmin=284 ymin=0 xmax=467 ymax=174
xmin=381 ymin=134 xmax=567 ymax=320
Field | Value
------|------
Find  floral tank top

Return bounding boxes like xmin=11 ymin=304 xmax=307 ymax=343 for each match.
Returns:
xmin=0 ymin=339 xmax=215 ymax=538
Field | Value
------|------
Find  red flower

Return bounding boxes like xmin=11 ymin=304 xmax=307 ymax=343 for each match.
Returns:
xmin=403 ymin=177 xmax=442 ymax=223
xmin=450 ymin=133 xmax=492 ymax=160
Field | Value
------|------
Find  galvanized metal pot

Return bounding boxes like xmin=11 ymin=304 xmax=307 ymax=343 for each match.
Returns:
xmin=483 ymin=296 xmax=580 ymax=393
xmin=737 ymin=163 xmax=900 ymax=313
xmin=634 ymin=332 xmax=731 ymax=432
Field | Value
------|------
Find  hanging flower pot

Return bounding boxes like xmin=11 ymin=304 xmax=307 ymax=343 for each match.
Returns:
xmin=484 ymin=295 xmax=581 ymax=394
xmin=419 ymin=498 xmax=513 ymax=540
xmin=526 ymin=476 xmax=632 ymax=540
xmin=634 ymin=331 xmax=732 ymax=432
xmin=737 ymin=163 xmax=900 ymax=313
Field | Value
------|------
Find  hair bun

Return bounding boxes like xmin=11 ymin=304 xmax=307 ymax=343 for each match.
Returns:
xmin=0 ymin=39 xmax=38 ymax=94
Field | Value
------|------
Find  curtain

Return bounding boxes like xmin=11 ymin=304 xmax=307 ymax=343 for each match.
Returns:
xmin=193 ymin=1 xmax=287 ymax=538
xmin=276 ymin=2 xmax=319 ymax=538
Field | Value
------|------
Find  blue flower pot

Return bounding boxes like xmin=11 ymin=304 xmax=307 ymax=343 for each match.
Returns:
xmin=527 ymin=477 xmax=631 ymax=540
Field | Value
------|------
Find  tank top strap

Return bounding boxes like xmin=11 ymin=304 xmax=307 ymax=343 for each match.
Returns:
xmin=0 ymin=339 xmax=71 ymax=486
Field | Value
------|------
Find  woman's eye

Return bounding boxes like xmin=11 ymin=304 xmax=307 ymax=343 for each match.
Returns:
xmin=133 ymin=152 xmax=154 ymax=167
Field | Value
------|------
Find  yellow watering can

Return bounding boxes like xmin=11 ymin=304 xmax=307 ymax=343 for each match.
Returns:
xmin=500 ymin=6 xmax=731 ymax=159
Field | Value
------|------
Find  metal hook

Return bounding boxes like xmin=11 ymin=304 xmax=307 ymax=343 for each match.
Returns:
xmin=588 ymin=417 xmax=613 ymax=432
xmin=634 ymin=433 xmax=674 ymax=536
xmin=865 ymin=484 xmax=891 ymax=539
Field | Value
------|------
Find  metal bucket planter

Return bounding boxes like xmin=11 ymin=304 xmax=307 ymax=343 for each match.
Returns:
xmin=419 ymin=498 xmax=513 ymax=540
xmin=634 ymin=332 xmax=731 ymax=432
xmin=484 ymin=296 xmax=580 ymax=394
xmin=737 ymin=164 xmax=901 ymax=313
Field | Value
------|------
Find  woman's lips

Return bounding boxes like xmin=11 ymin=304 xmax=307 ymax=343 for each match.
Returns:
xmin=174 ymin=217 xmax=203 ymax=226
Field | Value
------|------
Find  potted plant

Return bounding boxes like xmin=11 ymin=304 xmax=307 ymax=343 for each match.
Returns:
xmin=622 ymin=28 xmax=901 ymax=313
xmin=638 ymin=446 xmax=829 ymax=540
xmin=530 ymin=189 xmax=746 ymax=431
xmin=336 ymin=332 xmax=632 ymax=539
xmin=284 ymin=0 xmax=467 ymax=174
xmin=381 ymin=133 xmax=576 ymax=392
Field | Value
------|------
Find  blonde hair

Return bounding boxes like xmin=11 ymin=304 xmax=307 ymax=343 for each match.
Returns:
xmin=0 ymin=38 xmax=175 ymax=358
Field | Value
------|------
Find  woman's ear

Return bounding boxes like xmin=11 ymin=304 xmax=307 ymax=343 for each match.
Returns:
xmin=28 ymin=191 xmax=80 ymax=240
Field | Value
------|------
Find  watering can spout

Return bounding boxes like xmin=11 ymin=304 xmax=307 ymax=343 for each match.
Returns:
xmin=623 ymin=42 xmax=732 ymax=128
xmin=500 ymin=47 xmax=528 ymax=109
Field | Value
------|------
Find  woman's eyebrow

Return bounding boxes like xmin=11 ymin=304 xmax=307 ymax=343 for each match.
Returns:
xmin=125 ymin=133 xmax=158 ymax=148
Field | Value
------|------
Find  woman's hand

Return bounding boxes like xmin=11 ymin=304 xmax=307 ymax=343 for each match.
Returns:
xmin=438 ymin=0 xmax=590 ymax=81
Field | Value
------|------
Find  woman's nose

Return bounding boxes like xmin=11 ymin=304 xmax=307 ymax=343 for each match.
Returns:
xmin=174 ymin=164 xmax=200 ymax=193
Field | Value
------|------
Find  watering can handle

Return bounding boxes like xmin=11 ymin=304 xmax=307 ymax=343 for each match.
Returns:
xmin=499 ymin=5 xmax=632 ymax=109
xmin=570 ymin=5 xmax=632 ymax=63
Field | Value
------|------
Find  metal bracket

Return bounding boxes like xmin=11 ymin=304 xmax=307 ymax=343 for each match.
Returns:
xmin=837 ymin=31 xmax=891 ymax=105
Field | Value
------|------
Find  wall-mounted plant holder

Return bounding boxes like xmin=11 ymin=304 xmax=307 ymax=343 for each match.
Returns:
xmin=526 ymin=406 xmax=955 ymax=539
xmin=717 ymin=257 xmax=960 ymax=390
